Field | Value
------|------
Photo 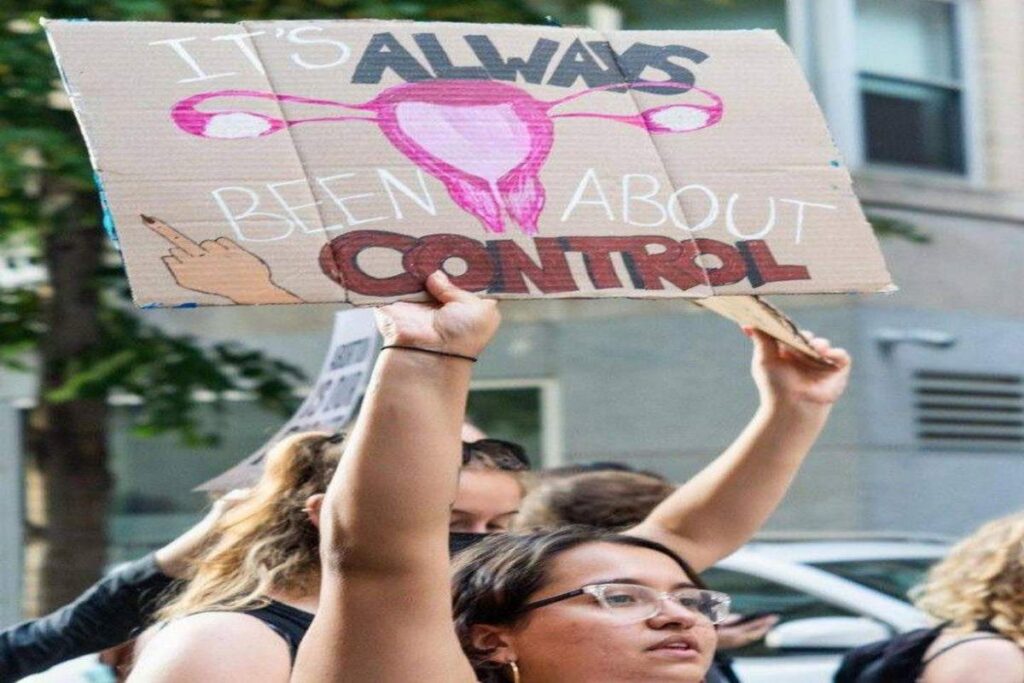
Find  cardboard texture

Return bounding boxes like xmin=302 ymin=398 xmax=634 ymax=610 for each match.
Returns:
xmin=692 ymin=296 xmax=823 ymax=361
xmin=45 ymin=20 xmax=894 ymax=356
xmin=197 ymin=308 xmax=378 ymax=491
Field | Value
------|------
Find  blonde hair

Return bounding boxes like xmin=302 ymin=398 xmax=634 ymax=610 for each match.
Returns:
xmin=912 ymin=511 xmax=1024 ymax=645
xmin=156 ymin=431 xmax=342 ymax=621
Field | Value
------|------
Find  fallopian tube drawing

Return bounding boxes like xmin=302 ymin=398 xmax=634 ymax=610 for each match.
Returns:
xmin=171 ymin=79 xmax=723 ymax=236
xmin=142 ymin=215 xmax=303 ymax=304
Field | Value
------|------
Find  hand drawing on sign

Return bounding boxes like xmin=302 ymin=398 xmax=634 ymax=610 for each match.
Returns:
xmin=142 ymin=214 xmax=304 ymax=304
xmin=170 ymin=80 xmax=723 ymax=236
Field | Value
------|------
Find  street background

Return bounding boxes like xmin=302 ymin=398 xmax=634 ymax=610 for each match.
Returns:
xmin=2 ymin=2 xmax=1022 ymax=665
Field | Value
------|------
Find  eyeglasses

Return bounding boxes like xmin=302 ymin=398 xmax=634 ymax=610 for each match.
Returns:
xmin=520 ymin=583 xmax=731 ymax=625
xmin=462 ymin=438 xmax=531 ymax=471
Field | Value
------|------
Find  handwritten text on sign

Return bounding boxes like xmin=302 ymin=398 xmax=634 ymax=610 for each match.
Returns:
xmin=46 ymin=20 xmax=893 ymax=306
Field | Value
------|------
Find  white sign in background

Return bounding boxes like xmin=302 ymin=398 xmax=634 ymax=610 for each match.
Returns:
xmin=197 ymin=308 xmax=379 ymax=491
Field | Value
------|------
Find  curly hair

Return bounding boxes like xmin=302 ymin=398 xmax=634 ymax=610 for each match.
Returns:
xmin=911 ymin=511 xmax=1024 ymax=645
xmin=155 ymin=431 xmax=343 ymax=621
xmin=450 ymin=526 xmax=700 ymax=683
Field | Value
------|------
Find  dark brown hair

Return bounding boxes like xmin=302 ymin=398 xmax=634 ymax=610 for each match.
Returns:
xmin=516 ymin=471 xmax=677 ymax=530
xmin=462 ymin=439 xmax=532 ymax=472
xmin=451 ymin=526 xmax=700 ymax=682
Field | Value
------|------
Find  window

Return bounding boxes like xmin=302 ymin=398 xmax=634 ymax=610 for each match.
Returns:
xmin=811 ymin=558 xmax=937 ymax=602
xmin=702 ymin=567 xmax=861 ymax=657
xmin=856 ymin=0 xmax=967 ymax=173
xmin=467 ymin=387 xmax=542 ymax=457
xmin=468 ymin=380 xmax=562 ymax=466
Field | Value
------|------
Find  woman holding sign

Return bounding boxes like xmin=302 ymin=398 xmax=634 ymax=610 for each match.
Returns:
xmin=293 ymin=272 xmax=850 ymax=683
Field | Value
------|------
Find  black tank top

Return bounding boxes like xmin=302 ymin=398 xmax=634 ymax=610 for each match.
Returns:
xmin=240 ymin=600 xmax=314 ymax=663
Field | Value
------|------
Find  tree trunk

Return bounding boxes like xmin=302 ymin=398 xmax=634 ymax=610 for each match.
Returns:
xmin=24 ymin=198 xmax=111 ymax=616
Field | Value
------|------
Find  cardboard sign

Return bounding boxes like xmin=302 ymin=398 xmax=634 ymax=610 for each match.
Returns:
xmin=197 ymin=308 xmax=378 ymax=492
xmin=46 ymin=20 xmax=893 ymax=313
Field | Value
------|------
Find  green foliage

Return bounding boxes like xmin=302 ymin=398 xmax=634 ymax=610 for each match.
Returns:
xmin=1 ymin=0 xmax=543 ymax=445
xmin=868 ymin=215 xmax=932 ymax=244
xmin=2 ymin=281 xmax=307 ymax=444
xmin=0 ymin=287 xmax=42 ymax=369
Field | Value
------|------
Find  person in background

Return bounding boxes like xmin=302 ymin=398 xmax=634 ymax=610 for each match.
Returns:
xmin=112 ymin=435 xmax=529 ymax=680
xmin=451 ymin=317 xmax=852 ymax=573
xmin=451 ymin=439 xmax=532 ymax=537
xmin=836 ymin=510 xmax=1024 ymax=683
xmin=0 ymin=490 xmax=248 ymax=683
xmin=294 ymin=272 xmax=849 ymax=683
xmin=3 ymin=429 xmax=531 ymax=681
xmin=294 ymin=272 xmax=726 ymax=683
xmin=517 ymin=468 xmax=779 ymax=683
xmin=912 ymin=511 xmax=1024 ymax=682
xmin=516 ymin=468 xmax=676 ymax=531
xmin=125 ymin=431 xmax=343 ymax=683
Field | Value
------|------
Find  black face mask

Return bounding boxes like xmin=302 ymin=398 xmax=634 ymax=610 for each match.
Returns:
xmin=448 ymin=531 xmax=491 ymax=556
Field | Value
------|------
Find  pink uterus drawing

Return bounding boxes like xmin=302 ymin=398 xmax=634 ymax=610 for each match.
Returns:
xmin=172 ymin=80 xmax=723 ymax=235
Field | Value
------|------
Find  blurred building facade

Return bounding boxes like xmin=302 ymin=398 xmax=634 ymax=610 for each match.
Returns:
xmin=2 ymin=0 xmax=1024 ymax=624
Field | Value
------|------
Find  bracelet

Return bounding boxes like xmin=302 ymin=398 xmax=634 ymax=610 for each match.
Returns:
xmin=381 ymin=344 xmax=478 ymax=363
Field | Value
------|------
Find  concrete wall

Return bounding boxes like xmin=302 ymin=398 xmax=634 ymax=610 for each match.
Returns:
xmin=978 ymin=1 xmax=1024 ymax=193
xmin=853 ymin=306 xmax=1024 ymax=536
xmin=0 ymin=404 xmax=22 ymax=626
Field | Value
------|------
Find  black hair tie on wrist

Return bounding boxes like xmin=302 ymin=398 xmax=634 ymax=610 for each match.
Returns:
xmin=381 ymin=344 xmax=478 ymax=363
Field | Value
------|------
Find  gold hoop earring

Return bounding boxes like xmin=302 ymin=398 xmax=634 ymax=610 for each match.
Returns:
xmin=506 ymin=660 xmax=521 ymax=683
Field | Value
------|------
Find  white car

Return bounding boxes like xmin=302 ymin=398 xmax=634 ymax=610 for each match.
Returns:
xmin=705 ymin=534 xmax=951 ymax=683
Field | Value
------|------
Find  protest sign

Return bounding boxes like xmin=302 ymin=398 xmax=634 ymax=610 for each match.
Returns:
xmin=45 ymin=20 xmax=894 ymax=355
xmin=197 ymin=308 xmax=378 ymax=491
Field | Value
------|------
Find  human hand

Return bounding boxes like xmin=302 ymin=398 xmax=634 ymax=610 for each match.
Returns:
xmin=154 ymin=488 xmax=251 ymax=578
xmin=744 ymin=327 xmax=851 ymax=408
xmin=716 ymin=613 xmax=780 ymax=650
xmin=143 ymin=215 xmax=302 ymax=304
xmin=375 ymin=271 xmax=500 ymax=359
xmin=199 ymin=488 xmax=252 ymax=529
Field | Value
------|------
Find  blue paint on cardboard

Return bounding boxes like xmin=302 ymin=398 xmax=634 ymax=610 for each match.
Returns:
xmin=93 ymin=171 xmax=120 ymax=249
xmin=141 ymin=301 xmax=198 ymax=309
xmin=829 ymin=159 xmax=841 ymax=168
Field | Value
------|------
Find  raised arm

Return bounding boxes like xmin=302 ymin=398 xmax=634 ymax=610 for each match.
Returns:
xmin=293 ymin=273 xmax=499 ymax=683
xmin=628 ymin=328 xmax=851 ymax=571
xmin=0 ymin=492 xmax=245 ymax=680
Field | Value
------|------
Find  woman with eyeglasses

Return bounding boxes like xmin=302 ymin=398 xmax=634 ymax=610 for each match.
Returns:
xmin=293 ymin=272 xmax=848 ymax=683
xmin=450 ymin=526 xmax=729 ymax=682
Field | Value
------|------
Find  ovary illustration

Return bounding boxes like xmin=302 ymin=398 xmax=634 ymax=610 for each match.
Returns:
xmin=171 ymin=79 xmax=723 ymax=235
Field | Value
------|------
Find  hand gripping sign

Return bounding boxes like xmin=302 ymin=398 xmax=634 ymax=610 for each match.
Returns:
xmin=45 ymin=21 xmax=894 ymax=358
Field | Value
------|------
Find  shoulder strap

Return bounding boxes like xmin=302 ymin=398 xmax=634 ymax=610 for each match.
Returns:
xmin=241 ymin=601 xmax=314 ymax=665
xmin=922 ymin=634 xmax=1013 ymax=666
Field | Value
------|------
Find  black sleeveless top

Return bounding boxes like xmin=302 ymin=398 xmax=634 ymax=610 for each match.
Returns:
xmin=240 ymin=600 xmax=314 ymax=663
